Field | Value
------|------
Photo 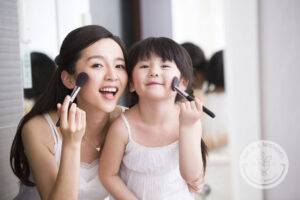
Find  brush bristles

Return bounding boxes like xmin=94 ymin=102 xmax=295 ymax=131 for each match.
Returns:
xmin=76 ymin=72 xmax=89 ymax=87
xmin=171 ymin=77 xmax=179 ymax=91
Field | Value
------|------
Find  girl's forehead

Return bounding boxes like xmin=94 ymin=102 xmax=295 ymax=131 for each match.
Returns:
xmin=137 ymin=53 xmax=173 ymax=62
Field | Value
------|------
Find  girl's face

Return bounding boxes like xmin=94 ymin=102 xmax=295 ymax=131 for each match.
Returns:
xmin=73 ymin=38 xmax=128 ymax=112
xmin=131 ymin=54 xmax=186 ymax=101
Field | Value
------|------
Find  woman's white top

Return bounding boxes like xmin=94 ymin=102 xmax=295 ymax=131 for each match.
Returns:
xmin=14 ymin=113 xmax=109 ymax=200
xmin=117 ymin=114 xmax=194 ymax=200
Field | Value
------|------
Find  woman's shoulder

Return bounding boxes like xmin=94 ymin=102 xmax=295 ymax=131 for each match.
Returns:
xmin=23 ymin=114 xmax=48 ymax=133
xmin=22 ymin=114 xmax=55 ymax=150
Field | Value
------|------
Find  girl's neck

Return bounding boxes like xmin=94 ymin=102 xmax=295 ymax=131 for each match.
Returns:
xmin=136 ymin=98 xmax=179 ymax=126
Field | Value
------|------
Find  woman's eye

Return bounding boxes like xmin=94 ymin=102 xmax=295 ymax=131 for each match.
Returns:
xmin=92 ymin=63 xmax=103 ymax=68
xmin=116 ymin=64 xmax=126 ymax=69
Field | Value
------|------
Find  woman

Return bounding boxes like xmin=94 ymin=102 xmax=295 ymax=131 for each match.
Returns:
xmin=10 ymin=25 xmax=128 ymax=200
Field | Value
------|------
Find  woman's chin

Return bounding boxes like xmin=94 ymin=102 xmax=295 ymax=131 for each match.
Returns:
xmin=100 ymin=102 xmax=117 ymax=113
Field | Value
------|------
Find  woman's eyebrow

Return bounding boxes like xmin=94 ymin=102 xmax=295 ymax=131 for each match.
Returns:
xmin=86 ymin=55 xmax=124 ymax=62
xmin=86 ymin=55 xmax=104 ymax=61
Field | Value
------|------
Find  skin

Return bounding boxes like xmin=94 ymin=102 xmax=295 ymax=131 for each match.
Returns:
xmin=99 ymin=54 xmax=204 ymax=199
xmin=21 ymin=38 xmax=128 ymax=200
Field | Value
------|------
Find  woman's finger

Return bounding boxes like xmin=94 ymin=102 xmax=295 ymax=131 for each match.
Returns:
xmin=68 ymin=103 xmax=77 ymax=131
xmin=81 ymin=110 xmax=86 ymax=133
xmin=56 ymin=103 xmax=62 ymax=116
xmin=75 ymin=108 xmax=81 ymax=131
xmin=61 ymin=96 xmax=70 ymax=128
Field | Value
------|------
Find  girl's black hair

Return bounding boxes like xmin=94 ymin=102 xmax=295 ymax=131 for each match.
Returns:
xmin=24 ymin=52 xmax=56 ymax=100
xmin=127 ymin=37 xmax=208 ymax=172
xmin=10 ymin=25 xmax=127 ymax=186
xmin=181 ymin=42 xmax=207 ymax=74
xmin=207 ymin=50 xmax=224 ymax=89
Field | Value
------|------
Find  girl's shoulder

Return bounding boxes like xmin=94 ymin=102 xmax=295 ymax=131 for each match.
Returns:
xmin=109 ymin=105 xmax=128 ymax=123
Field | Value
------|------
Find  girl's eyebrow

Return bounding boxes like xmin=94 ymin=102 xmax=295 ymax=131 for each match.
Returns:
xmin=86 ymin=55 xmax=124 ymax=62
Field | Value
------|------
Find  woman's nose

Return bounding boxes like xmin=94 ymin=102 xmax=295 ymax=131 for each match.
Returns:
xmin=105 ymin=68 xmax=118 ymax=81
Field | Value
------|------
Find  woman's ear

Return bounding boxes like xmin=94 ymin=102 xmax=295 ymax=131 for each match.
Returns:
xmin=61 ymin=70 xmax=76 ymax=89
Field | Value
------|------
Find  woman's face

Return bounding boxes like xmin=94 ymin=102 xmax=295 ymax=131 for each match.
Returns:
xmin=74 ymin=38 xmax=128 ymax=113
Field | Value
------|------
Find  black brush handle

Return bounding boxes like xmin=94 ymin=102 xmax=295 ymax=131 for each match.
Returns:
xmin=186 ymin=95 xmax=215 ymax=118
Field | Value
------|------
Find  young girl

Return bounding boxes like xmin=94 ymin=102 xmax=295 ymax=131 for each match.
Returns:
xmin=99 ymin=37 xmax=208 ymax=200
xmin=10 ymin=25 xmax=128 ymax=200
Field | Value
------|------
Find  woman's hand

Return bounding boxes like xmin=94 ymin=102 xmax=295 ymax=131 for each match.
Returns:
xmin=57 ymin=96 xmax=86 ymax=145
xmin=179 ymin=97 xmax=203 ymax=128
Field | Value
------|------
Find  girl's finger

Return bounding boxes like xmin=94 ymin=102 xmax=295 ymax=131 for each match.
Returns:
xmin=68 ymin=103 xmax=77 ymax=131
xmin=185 ymin=101 xmax=191 ymax=110
xmin=195 ymin=98 xmax=203 ymax=112
xmin=190 ymin=101 xmax=197 ymax=110
xmin=61 ymin=96 xmax=71 ymax=128
xmin=180 ymin=102 xmax=186 ymax=110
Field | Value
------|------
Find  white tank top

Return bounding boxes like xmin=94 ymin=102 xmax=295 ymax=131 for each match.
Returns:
xmin=14 ymin=113 xmax=109 ymax=200
xmin=116 ymin=114 xmax=194 ymax=200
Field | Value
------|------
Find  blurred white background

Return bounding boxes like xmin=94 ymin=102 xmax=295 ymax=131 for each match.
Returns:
xmin=0 ymin=0 xmax=299 ymax=199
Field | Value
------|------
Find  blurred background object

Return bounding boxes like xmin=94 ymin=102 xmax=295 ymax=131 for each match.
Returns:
xmin=23 ymin=52 xmax=56 ymax=114
xmin=0 ymin=0 xmax=299 ymax=199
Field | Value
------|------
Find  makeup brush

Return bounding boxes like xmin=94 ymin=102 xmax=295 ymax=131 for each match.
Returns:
xmin=171 ymin=77 xmax=215 ymax=118
xmin=56 ymin=72 xmax=89 ymax=127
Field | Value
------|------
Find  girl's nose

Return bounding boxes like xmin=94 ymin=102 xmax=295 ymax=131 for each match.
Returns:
xmin=149 ymin=72 xmax=159 ymax=77
xmin=148 ymin=66 xmax=160 ymax=78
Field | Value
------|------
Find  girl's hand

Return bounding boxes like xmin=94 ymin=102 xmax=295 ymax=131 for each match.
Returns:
xmin=179 ymin=97 xmax=203 ymax=128
xmin=57 ymin=96 xmax=86 ymax=145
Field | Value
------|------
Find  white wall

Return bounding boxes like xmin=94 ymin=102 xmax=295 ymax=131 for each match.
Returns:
xmin=171 ymin=0 xmax=225 ymax=57
xmin=56 ymin=0 xmax=91 ymax=48
xmin=20 ymin=0 xmax=91 ymax=59
xmin=259 ymin=0 xmax=300 ymax=199
xmin=20 ymin=0 xmax=58 ymax=58
xmin=0 ymin=0 xmax=23 ymax=198
xmin=223 ymin=0 xmax=263 ymax=199
xmin=140 ymin=0 xmax=173 ymax=39
xmin=19 ymin=0 xmax=91 ymax=88
xmin=89 ymin=0 xmax=122 ymax=37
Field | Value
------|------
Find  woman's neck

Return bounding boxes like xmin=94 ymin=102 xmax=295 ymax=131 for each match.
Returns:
xmin=79 ymin=104 xmax=110 ymax=142
xmin=136 ymin=98 xmax=179 ymax=126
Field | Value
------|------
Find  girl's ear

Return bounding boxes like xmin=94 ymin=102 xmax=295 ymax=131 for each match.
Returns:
xmin=129 ymin=82 xmax=135 ymax=92
xmin=179 ymin=78 xmax=189 ymax=91
xmin=61 ymin=70 xmax=76 ymax=89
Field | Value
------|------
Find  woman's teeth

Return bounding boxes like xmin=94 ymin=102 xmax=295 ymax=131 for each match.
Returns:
xmin=100 ymin=87 xmax=118 ymax=93
xmin=99 ymin=87 xmax=118 ymax=99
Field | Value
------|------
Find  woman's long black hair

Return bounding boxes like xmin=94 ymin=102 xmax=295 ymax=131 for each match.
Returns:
xmin=127 ymin=37 xmax=208 ymax=172
xmin=10 ymin=25 xmax=127 ymax=186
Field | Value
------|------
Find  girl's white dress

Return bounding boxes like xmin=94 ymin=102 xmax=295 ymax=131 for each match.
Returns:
xmin=118 ymin=114 xmax=194 ymax=200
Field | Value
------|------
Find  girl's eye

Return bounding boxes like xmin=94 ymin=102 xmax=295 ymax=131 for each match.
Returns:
xmin=116 ymin=64 xmax=126 ymax=69
xmin=139 ymin=65 xmax=149 ymax=69
xmin=162 ymin=65 xmax=171 ymax=68
xmin=92 ymin=63 xmax=103 ymax=68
